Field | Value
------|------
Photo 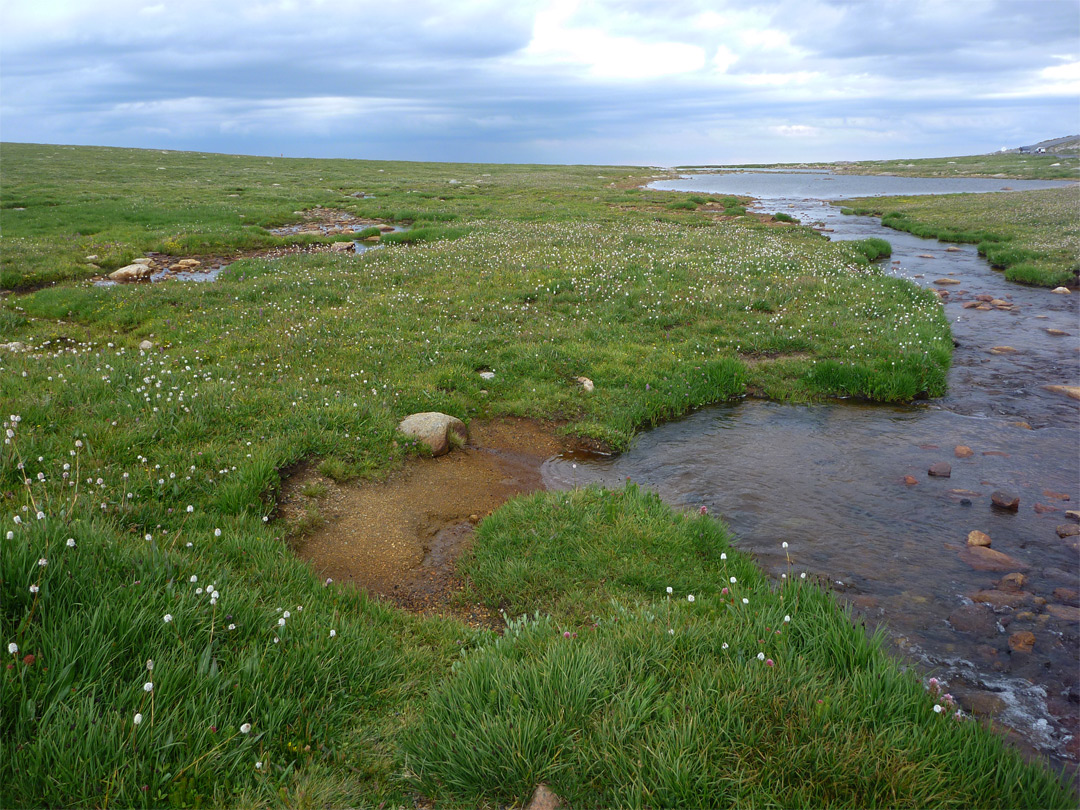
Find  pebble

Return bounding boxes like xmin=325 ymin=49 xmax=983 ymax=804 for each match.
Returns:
xmin=966 ymin=530 xmax=991 ymax=547
xmin=954 ymin=445 xmax=974 ymax=458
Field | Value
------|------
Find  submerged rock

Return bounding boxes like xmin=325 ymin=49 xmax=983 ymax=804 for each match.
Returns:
xmin=928 ymin=462 xmax=952 ymax=478
xmin=1042 ymin=385 xmax=1080 ymax=401
xmin=954 ymin=445 xmax=975 ymax=458
xmin=948 ymin=603 xmax=998 ymax=635
xmin=397 ymin=412 xmax=467 ymax=457
xmin=1008 ymin=631 xmax=1036 ymax=653
xmin=1056 ymin=524 xmax=1080 ymax=538
xmin=959 ymin=545 xmax=1028 ymax=572
xmin=991 ymin=491 xmax=1020 ymax=511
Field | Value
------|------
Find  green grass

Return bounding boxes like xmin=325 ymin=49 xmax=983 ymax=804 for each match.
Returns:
xmin=406 ymin=486 xmax=1073 ymax=808
xmin=840 ymin=187 xmax=1080 ymax=287
xmin=0 ymin=143 xmax=1070 ymax=807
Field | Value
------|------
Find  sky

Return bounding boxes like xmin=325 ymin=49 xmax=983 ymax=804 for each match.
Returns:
xmin=2 ymin=0 xmax=1078 ymax=166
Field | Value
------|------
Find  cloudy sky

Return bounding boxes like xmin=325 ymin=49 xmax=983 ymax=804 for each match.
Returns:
xmin=3 ymin=0 xmax=1078 ymax=165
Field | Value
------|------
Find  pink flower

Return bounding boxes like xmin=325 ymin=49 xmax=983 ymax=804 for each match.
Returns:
xmin=699 ymin=505 xmax=708 ymax=515
xmin=765 ymin=659 xmax=775 ymax=667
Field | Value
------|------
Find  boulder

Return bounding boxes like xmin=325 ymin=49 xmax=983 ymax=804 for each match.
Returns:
xmin=397 ymin=412 xmax=467 ymax=457
xmin=1056 ymin=524 xmax=1080 ymax=538
xmin=928 ymin=462 xmax=952 ymax=478
xmin=959 ymin=545 xmax=1028 ymax=572
xmin=934 ymin=278 xmax=961 ymax=285
xmin=108 ymin=263 xmax=153 ymax=281
xmin=132 ymin=258 xmax=154 ymax=266
xmin=991 ymin=491 xmax=1019 ymax=511
xmin=948 ymin=603 xmax=998 ymax=635
xmin=966 ymin=530 xmax=992 ymax=547
xmin=176 ymin=259 xmax=201 ymax=268
xmin=1050 ymin=287 xmax=1071 ymax=294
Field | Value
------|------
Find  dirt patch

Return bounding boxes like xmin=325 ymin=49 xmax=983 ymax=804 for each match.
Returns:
xmin=279 ymin=418 xmax=585 ymax=625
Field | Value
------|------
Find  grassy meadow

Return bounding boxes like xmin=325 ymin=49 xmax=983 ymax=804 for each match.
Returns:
xmin=840 ymin=187 xmax=1080 ymax=287
xmin=1 ymin=143 xmax=1074 ymax=807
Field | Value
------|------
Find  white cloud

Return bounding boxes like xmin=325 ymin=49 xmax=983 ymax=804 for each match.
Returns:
xmin=771 ymin=124 xmax=821 ymax=138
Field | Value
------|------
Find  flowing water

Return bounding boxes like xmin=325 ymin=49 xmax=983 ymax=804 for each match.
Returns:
xmin=544 ymin=173 xmax=1080 ymax=768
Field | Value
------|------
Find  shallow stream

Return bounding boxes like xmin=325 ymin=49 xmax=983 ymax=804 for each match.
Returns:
xmin=544 ymin=173 xmax=1080 ymax=768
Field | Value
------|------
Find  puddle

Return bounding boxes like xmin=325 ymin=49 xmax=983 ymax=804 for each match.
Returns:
xmin=279 ymin=419 xmax=581 ymax=625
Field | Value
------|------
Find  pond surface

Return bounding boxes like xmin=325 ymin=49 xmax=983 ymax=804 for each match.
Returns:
xmin=545 ymin=176 xmax=1080 ymax=770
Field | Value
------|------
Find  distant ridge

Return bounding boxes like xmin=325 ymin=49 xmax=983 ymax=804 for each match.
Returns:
xmin=998 ymin=135 xmax=1079 ymax=155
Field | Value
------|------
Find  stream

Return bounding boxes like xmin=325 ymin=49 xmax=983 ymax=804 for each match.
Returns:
xmin=543 ymin=172 xmax=1080 ymax=770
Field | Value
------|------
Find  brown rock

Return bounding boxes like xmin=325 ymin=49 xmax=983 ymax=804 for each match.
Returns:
xmin=974 ymin=294 xmax=994 ymax=302
xmin=928 ymin=462 xmax=952 ymax=478
xmin=1067 ymin=510 xmax=1080 ymax=522
xmin=946 ymin=246 xmax=962 ymax=252
xmin=959 ymin=545 xmax=1028 ymax=572
xmin=971 ymin=589 xmax=1028 ymax=608
xmin=962 ymin=301 xmax=980 ymax=309
xmin=330 ymin=241 xmax=355 ymax=252
xmin=991 ymin=491 xmax=1019 ymax=511
xmin=948 ymin=603 xmax=999 ymax=635
xmin=108 ymin=263 xmax=153 ymax=281
xmin=1008 ymin=631 xmax=1036 ymax=653
xmin=1046 ymin=604 xmax=1080 ymax=623
xmin=989 ymin=299 xmax=1010 ymax=307
xmin=903 ymin=475 xmax=918 ymax=486
xmin=919 ymin=253 xmax=935 ymax=259
xmin=1045 ymin=329 xmax=1070 ymax=336
xmin=954 ymin=445 xmax=975 ymax=458
xmin=1056 ymin=524 xmax=1080 ymax=538
xmin=966 ymin=530 xmax=992 ymax=547
xmin=935 ymin=278 xmax=961 ymax=285
xmin=988 ymin=347 xmax=1016 ymax=355
xmin=1042 ymin=385 xmax=1080 ymax=401
xmin=982 ymin=451 xmax=1010 ymax=458
xmin=1052 ymin=588 xmax=1079 ymax=606
xmin=998 ymin=572 xmax=1027 ymax=592
xmin=526 ymin=784 xmax=563 ymax=810
xmin=1033 ymin=502 xmax=1058 ymax=514
xmin=1042 ymin=490 xmax=1071 ymax=501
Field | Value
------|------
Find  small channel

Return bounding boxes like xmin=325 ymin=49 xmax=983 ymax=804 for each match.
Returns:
xmin=545 ymin=173 xmax=1080 ymax=768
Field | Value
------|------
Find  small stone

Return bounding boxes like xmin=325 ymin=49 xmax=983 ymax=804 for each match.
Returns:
xmin=139 ymin=340 xmax=153 ymax=351
xmin=1067 ymin=510 xmax=1080 ymax=522
xmin=954 ymin=688 xmax=1005 ymax=716
xmin=966 ymin=530 xmax=992 ymax=547
xmin=903 ymin=475 xmax=918 ymax=486
xmin=1056 ymin=524 xmax=1080 ymax=538
xmin=935 ymin=278 xmax=961 ymax=285
xmin=526 ymin=784 xmax=563 ymax=810
xmin=991 ymin=491 xmax=1019 ymax=511
xmin=1011 ymin=422 xmax=1032 ymax=430
xmin=959 ymin=545 xmax=1028 ymax=572
xmin=1008 ymin=631 xmax=1036 ymax=653
xmin=132 ymin=258 xmax=154 ymax=266
xmin=962 ymin=301 xmax=980 ymax=309
xmin=988 ymin=347 xmax=1016 ymax=355
xmin=330 ymin=242 xmax=354 ymax=252
xmin=918 ymin=253 xmax=935 ymax=259
xmin=86 ymin=254 xmax=99 ymax=261
xmin=478 ymin=371 xmax=495 ymax=380
xmin=928 ymin=462 xmax=952 ymax=478
xmin=1050 ymin=287 xmax=1071 ymax=294
xmin=954 ymin=445 xmax=974 ymax=458
xmin=576 ymin=376 xmax=595 ymax=393
xmin=176 ymin=259 xmax=201 ymax=268
xmin=989 ymin=299 xmax=1009 ymax=307
xmin=1046 ymin=329 xmax=1070 ymax=336
xmin=1033 ymin=503 xmax=1058 ymax=514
